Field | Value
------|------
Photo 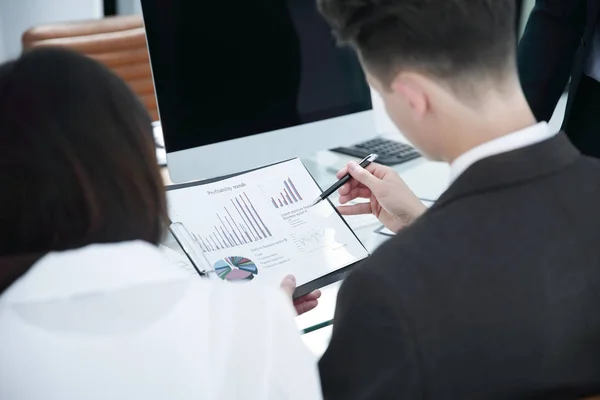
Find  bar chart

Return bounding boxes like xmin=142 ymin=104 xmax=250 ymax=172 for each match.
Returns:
xmin=271 ymin=177 xmax=303 ymax=208
xmin=194 ymin=192 xmax=272 ymax=252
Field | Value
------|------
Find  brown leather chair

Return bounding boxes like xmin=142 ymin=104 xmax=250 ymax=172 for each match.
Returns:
xmin=22 ymin=15 xmax=159 ymax=121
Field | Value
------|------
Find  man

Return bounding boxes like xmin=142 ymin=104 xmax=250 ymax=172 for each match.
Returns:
xmin=317 ymin=0 xmax=600 ymax=398
xmin=518 ymin=0 xmax=600 ymax=158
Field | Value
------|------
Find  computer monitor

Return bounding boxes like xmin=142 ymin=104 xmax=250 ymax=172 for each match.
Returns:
xmin=141 ymin=0 xmax=375 ymax=183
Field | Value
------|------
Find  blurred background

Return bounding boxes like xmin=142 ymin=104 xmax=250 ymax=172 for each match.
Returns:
xmin=0 ymin=0 xmax=535 ymax=63
xmin=2 ymin=0 xmax=562 ymax=133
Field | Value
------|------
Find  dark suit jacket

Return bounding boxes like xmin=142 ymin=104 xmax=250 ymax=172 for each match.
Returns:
xmin=518 ymin=0 xmax=600 ymax=125
xmin=319 ymin=134 xmax=600 ymax=399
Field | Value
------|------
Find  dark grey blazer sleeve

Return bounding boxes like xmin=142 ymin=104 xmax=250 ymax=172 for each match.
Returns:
xmin=518 ymin=0 xmax=586 ymax=122
xmin=318 ymin=265 xmax=422 ymax=400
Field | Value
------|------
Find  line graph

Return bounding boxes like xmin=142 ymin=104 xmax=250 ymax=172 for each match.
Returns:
xmin=291 ymin=228 xmax=327 ymax=253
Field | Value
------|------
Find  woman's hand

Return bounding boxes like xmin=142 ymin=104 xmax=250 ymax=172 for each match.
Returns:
xmin=280 ymin=275 xmax=321 ymax=315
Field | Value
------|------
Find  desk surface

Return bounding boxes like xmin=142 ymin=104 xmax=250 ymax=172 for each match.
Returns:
xmin=160 ymin=131 xmax=450 ymax=357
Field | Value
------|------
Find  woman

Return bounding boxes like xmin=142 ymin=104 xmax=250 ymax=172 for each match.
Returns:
xmin=0 ymin=48 xmax=321 ymax=399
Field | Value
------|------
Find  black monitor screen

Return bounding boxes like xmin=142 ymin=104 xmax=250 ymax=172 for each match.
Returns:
xmin=141 ymin=0 xmax=372 ymax=152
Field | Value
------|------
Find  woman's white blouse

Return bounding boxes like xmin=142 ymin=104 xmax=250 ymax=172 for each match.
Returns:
xmin=0 ymin=241 xmax=321 ymax=399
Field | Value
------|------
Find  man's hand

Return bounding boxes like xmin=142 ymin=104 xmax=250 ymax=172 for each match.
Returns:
xmin=280 ymin=275 xmax=321 ymax=315
xmin=337 ymin=161 xmax=427 ymax=233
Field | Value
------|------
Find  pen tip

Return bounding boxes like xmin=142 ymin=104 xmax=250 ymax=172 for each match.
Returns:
xmin=309 ymin=198 xmax=321 ymax=207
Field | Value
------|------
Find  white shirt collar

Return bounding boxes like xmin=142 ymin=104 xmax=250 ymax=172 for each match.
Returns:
xmin=449 ymin=122 xmax=555 ymax=183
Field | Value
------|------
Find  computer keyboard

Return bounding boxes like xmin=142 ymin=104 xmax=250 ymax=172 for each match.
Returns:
xmin=332 ymin=138 xmax=421 ymax=166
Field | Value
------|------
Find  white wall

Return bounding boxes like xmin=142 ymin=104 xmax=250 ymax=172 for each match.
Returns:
xmin=118 ymin=0 xmax=142 ymax=15
xmin=0 ymin=18 xmax=6 ymax=62
xmin=0 ymin=0 xmax=103 ymax=61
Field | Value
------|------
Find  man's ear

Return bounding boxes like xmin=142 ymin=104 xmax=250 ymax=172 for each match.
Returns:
xmin=390 ymin=74 xmax=429 ymax=121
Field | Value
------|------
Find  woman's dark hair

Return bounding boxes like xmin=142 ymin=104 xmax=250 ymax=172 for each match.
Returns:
xmin=0 ymin=47 xmax=167 ymax=257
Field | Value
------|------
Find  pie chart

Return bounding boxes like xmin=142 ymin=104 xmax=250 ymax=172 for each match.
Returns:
xmin=213 ymin=256 xmax=258 ymax=281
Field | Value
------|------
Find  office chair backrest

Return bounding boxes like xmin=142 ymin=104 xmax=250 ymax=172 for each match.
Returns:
xmin=22 ymin=15 xmax=159 ymax=122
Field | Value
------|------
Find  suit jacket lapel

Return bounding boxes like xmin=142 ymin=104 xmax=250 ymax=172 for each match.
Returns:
xmin=433 ymin=133 xmax=581 ymax=208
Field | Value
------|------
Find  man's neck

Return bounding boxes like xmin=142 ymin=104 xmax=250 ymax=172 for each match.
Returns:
xmin=442 ymin=87 xmax=537 ymax=163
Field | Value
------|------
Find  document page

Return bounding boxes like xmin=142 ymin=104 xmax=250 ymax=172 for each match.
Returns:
xmin=158 ymin=245 xmax=198 ymax=277
xmin=167 ymin=159 xmax=369 ymax=288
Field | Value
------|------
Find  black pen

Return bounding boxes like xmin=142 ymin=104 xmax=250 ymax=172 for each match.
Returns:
xmin=310 ymin=153 xmax=379 ymax=207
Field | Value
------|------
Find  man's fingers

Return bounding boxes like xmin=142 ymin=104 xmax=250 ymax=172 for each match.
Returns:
xmin=349 ymin=187 xmax=372 ymax=199
xmin=337 ymin=202 xmax=372 ymax=216
xmin=338 ymin=188 xmax=372 ymax=205
xmin=338 ymin=180 xmax=366 ymax=197
xmin=338 ymin=182 xmax=352 ymax=196
xmin=336 ymin=166 xmax=349 ymax=179
xmin=347 ymin=162 xmax=381 ymax=192
xmin=337 ymin=162 xmax=378 ymax=179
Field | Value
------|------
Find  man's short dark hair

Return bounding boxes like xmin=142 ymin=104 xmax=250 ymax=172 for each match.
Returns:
xmin=318 ymin=0 xmax=516 ymax=89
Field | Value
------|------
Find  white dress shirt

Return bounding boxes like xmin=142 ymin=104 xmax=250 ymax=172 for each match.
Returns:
xmin=449 ymin=122 xmax=555 ymax=183
xmin=0 ymin=241 xmax=321 ymax=400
